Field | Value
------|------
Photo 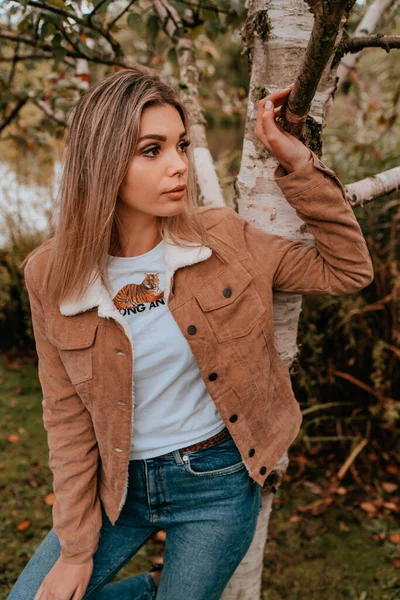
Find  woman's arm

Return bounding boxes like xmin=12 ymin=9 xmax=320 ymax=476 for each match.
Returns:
xmin=241 ymin=86 xmax=374 ymax=295
xmin=24 ymin=257 xmax=102 ymax=565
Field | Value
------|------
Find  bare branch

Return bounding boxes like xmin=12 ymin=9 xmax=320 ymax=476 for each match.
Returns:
xmin=345 ymin=166 xmax=400 ymax=208
xmin=0 ymin=98 xmax=27 ymax=133
xmin=34 ymin=98 xmax=67 ymax=126
xmin=335 ymin=0 xmax=394 ymax=91
xmin=26 ymin=0 xmax=124 ymax=58
xmin=0 ymin=52 xmax=53 ymax=61
xmin=87 ymin=0 xmax=110 ymax=25
xmin=28 ymin=1 xmax=85 ymax=26
xmin=283 ymin=0 xmax=358 ymax=139
xmin=173 ymin=0 xmax=231 ymax=14
xmin=107 ymin=0 xmax=137 ymax=31
xmin=345 ymin=34 xmax=400 ymax=53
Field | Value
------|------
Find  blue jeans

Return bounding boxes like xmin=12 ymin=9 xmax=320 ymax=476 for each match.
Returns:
xmin=8 ymin=434 xmax=263 ymax=600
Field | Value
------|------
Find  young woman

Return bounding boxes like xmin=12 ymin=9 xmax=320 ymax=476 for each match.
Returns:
xmin=9 ymin=68 xmax=373 ymax=600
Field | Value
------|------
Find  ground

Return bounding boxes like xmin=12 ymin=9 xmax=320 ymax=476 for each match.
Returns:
xmin=0 ymin=357 xmax=399 ymax=600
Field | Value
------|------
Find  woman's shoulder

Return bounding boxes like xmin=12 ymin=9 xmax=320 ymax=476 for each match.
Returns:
xmin=195 ymin=205 xmax=241 ymax=229
xmin=23 ymin=238 xmax=55 ymax=288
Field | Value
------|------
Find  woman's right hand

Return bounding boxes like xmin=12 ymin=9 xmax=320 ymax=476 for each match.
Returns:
xmin=34 ymin=556 xmax=93 ymax=600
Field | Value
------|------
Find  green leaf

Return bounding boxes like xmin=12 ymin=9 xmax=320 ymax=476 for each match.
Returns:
xmin=53 ymin=46 xmax=67 ymax=62
xmin=146 ymin=14 xmax=159 ymax=36
xmin=127 ymin=12 xmax=141 ymax=29
xmin=51 ymin=32 xmax=63 ymax=48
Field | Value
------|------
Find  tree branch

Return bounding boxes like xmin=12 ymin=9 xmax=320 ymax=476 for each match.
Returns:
xmin=0 ymin=98 xmax=27 ymax=133
xmin=335 ymin=0 xmax=394 ymax=91
xmin=345 ymin=34 xmax=400 ymax=53
xmin=0 ymin=29 xmax=148 ymax=70
xmin=283 ymin=0 xmax=358 ymax=139
xmin=107 ymin=0 xmax=137 ymax=31
xmin=344 ymin=166 xmax=400 ymax=208
xmin=87 ymin=0 xmax=111 ymax=25
xmin=27 ymin=0 xmax=124 ymax=58
xmin=34 ymin=98 xmax=67 ymax=126
xmin=0 ymin=52 xmax=53 ymax=62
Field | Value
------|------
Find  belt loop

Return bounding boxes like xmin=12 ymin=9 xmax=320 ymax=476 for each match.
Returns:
xmin=172 ymin=449 xmax=184 ymax=466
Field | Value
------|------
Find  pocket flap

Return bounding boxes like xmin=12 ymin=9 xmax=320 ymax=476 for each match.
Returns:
xmin=45 ymin=314 xmax=99 ymax=350
xmin=194 ymin=262 xmax=252 ymax=311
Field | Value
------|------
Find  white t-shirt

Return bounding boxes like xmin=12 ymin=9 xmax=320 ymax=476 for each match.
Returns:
xmin=107 ymin=239 xmax=225 ymax=460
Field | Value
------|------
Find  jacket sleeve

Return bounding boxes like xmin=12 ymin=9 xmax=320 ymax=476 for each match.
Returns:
xmin=24 ymin=258 xmax=101 ymax=564
xmin=241 ymin=149 xmax=374 ymax=295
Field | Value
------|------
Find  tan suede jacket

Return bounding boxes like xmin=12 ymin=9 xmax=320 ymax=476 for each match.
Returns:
xmin=24 ymin=149 xmax=374 ymax=564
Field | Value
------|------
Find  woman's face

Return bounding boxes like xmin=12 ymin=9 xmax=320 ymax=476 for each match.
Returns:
xmin=118 ymin=104 xmax=190 ymax=219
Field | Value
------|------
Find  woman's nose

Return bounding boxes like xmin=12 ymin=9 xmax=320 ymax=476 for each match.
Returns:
xmin=169 ymin=158 xmax=187 ymax=175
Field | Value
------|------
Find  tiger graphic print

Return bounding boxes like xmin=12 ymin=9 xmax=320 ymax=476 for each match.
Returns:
xmin=113 ymin=273 xmax=164 ymax=310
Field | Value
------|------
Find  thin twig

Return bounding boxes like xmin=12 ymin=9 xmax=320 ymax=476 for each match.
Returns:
xmin=337 ymin=437 xmax=369 ymax=480
xmin=107 ymin=0 xmax=137 ymax=31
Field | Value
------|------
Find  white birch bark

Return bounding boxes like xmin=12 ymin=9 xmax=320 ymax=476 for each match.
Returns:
xmin=221 ymin=1 xmax=345 ymax=597
xmin=345 ymin=166 xmax=400 ymax=208
xmin=336 ymin=0 xmax=394 ymax=92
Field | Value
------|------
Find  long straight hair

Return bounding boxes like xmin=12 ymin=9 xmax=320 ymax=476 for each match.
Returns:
xmin=23 ymin=68 xmax=229 ymax=305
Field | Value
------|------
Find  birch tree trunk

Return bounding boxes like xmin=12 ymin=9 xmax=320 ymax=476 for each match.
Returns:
xmin=221 ymin=1 xmax=347 ymax=597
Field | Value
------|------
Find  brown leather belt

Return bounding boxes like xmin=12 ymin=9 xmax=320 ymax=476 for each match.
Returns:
xmin=178 ymin=427 xmax=231 ymax=453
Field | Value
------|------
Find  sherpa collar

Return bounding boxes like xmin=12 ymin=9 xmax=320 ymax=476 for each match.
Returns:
xmin=58 ymin=228 xmax=212 ymax=318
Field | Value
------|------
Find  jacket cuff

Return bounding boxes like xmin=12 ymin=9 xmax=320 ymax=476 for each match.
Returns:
xmin=273 ymin=148 xmax=343 ymax=198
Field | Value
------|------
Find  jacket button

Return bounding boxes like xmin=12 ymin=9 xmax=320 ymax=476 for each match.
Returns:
xmin=187 ymin=325 xmax=197 ymax=335
xmin=249 ymin=448 xmax=255 ymax=457
xmin=229 ymin=414 xmax=238 ymax=422
xmin=116 ymin=351 xmax=125 ymax=356
xmin=260 ymin=466 xmax=267 ymax=475
xmin=222 ymin=288 xmax=232 ymax=298
xmin=208 ymin=372 xmax=218 ymax=381
xmin=115 ymin=448 xmax=123 ymax=453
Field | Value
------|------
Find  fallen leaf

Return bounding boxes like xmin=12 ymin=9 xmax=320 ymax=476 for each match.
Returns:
xmin=389 ymin=533 xmax=400 ymax=544
xmin=44 ymin=493 xmax=55 ymax=506
xmin=383 ymin=502 xmax=399 ymax=511
xmin=11 ymin=509 xmax=18 ymax=516
xmin=386 ymin=464 xmax=398 ymax=475
xmin=360 ymin=502 xmax=377 ymax=515
xmin=336 ymin=486 xmax=348 ymax=495
xmin=381 ymin=482 xmax=398 ymax=493
xmin=17 ymin=520 xmax=31 ymax=531
xmin=391 ymin=558 xmax=400 ymax=568
xmin=7 ymin=434 xmax=19 ymax=443
xmin=289 ymin=514 xmax=301 ymax=523
xmin=339 ymin=521 xmax=350 ymax=532
xmin=302 ymin=481 xmax=323 ymax=495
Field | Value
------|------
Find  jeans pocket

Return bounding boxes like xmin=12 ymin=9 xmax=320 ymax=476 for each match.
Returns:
xmin=182 ymin=436 xmax=246 ymax=478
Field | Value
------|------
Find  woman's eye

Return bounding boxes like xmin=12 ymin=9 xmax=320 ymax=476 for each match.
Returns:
xmin=142 ymin=140 xmax=191 ymax=157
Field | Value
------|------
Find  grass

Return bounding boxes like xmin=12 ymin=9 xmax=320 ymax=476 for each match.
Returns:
xmin=0 ymin=356 xmax=399 ymax=599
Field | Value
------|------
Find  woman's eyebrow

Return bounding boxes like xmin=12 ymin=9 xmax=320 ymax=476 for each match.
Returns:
xmin=138 ymin=131 xmax=187 ymax=142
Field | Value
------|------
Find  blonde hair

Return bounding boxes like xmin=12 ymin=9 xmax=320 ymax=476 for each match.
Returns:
xmin=23 ymin=68 xmax=228 ymax=305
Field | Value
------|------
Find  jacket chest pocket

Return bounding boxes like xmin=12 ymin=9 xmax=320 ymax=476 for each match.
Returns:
xmin=194 ymin=262 xmax=265 ymax=343
xmin=45 ymin=315 xmax=99 ymax=386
